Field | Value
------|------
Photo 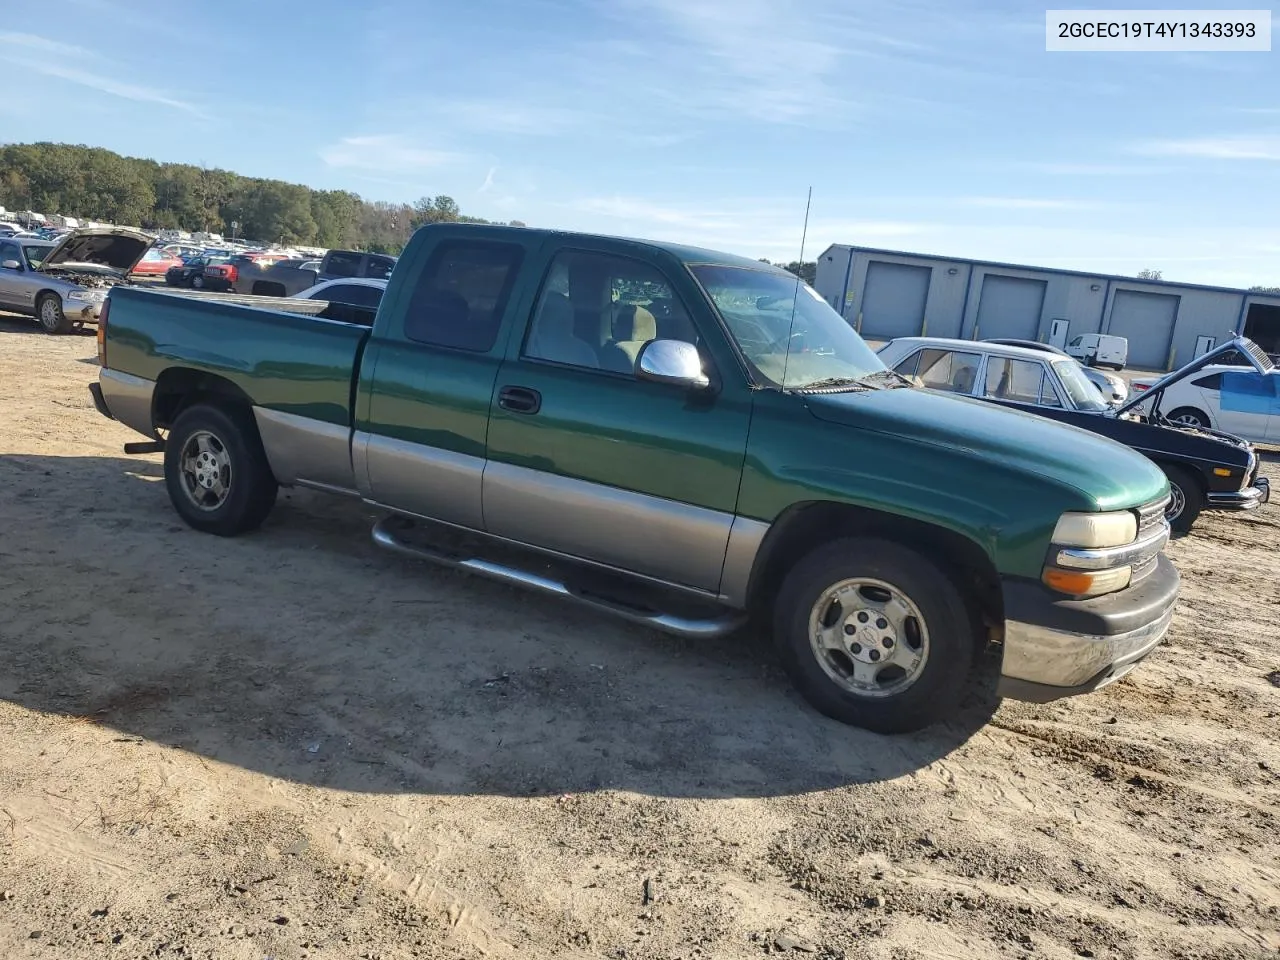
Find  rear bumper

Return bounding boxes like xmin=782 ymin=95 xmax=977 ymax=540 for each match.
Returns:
xmin=1207 ymin=477 xmax=1269 ymax=511
xmin=90 ymin=369 xmax=159 ymax=440
xmin=997 ymin=555 xmax=1179 ymax=702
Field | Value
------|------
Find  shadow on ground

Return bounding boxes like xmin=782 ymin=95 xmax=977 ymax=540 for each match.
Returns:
xmin=0 ymin=452 xmax=1002 ymax=801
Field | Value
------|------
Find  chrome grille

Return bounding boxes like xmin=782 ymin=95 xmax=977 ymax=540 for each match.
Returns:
xmin=1131 ymin=496 xmax=1171 ymax=583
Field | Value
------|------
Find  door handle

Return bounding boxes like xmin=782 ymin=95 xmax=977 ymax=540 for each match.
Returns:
xmin=498 ymin=385 xmax=541 ymax=415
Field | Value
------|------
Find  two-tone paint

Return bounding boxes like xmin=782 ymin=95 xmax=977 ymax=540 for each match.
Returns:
xmin=96 ymin=223 xmax=1179 ymax=700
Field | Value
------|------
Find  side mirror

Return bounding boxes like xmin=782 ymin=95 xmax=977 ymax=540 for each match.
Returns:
xmin=635 ymin=339 xmax=711 ymax=391
xmin=1 ymin=259 xmax=20 ymax=270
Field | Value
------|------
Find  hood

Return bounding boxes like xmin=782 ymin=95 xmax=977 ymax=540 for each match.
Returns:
xmin=40 ymin=226 xmax=153 ymax=276
xmin=1115 ymin=335 xmax=1274 ymax=417
xmin=806 ymin=387 xmax=1169 ymax=511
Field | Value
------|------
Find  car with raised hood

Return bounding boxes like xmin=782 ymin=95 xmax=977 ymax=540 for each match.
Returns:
xmin=0 ymin=226 xmax=151 ymax=333
xmin=89 ymin=223 xmax=1180 ymax=734
xmin=1129 ymin=353 xmax=1280 ymax=446
xmin=877 ymin=336 xmax=1269 ymax=533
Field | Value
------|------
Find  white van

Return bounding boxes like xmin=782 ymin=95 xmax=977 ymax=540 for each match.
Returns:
xmin=1066 ymin=333 xmax=1128 ymax=371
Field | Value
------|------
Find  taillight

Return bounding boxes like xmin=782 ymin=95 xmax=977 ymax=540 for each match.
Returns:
xmin=1133 ymin=383 xmax=1149 ymax=392
xmin=97 ymin=296 xmax=110 ymax=366
xmin=226 ymin=265 xmax=238 ymax=282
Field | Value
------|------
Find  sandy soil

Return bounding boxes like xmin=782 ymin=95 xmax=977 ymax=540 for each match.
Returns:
xmin=1 ymin=315 xmax=1277 ymax=960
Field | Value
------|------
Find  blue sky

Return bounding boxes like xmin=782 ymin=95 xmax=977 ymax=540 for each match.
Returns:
xmin=2 ymin=0 xmax=1279 ymax=286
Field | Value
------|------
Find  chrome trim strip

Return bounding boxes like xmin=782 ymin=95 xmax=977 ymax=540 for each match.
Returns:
xmin=295 ymin=478 xmax=362 ymax=498
xmin=1001 ymin=602 xmax=1175 ymax=689
xmin=252 ymin=408 xmax=355 ymax=491
xmin=371 ymin=517 xmax=745 ymax=639
xmin=482 ymin=461 xmax=734 ymax=593
xmin=98 ymin=369 xmax=158 ymax=440
xmin=360 ymin=432 xmax=485 ymax=530
xmin=1054 ymin=522 xmax=1170 ymax=571
xmin=718 ymin=516 xmax=770 ymax=607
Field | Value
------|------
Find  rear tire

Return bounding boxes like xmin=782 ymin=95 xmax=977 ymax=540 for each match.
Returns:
xmin=771 ymin=537 xmax=975 ymax=734
xmin=1162 ymin=465 xmax=1203 ymax=535
xmin=164 ymin=404 xmax=278 ymax=536
xmin=191 ymin=275 xmax=205 ymax=289
xmin=37 ymin=292 xmax=71 ymax=334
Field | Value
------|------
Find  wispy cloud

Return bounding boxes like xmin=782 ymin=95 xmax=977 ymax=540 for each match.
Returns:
xmin=569 ymin=194 xmax=930 ymax=261
xmin=607 ymin=0 xmax=861 ymax=122
xmin=1132 ymin=135 xmax=1280 ymax=161
xmin=434 ymin=99 xmax=587 ymax=135
xmin=957 ymin=196 xmax=1100 ymax=210
xmin=478 ymin=166 xmax=497 ymax=194
xmin=319 ymin=135 xmax=466 ymax=173
xmin=0 ymin=32 xmax=204 ymax=115
xmin=1031 ymin=162 xmax=1161 ymax=176
xmin=0 ymin=31 xmax=88 ymax=58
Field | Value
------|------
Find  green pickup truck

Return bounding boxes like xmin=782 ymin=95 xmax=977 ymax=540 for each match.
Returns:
xmin=90 ymin=223 xmax=1179 ymax=733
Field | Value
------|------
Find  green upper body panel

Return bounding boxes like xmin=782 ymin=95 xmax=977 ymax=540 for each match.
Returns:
xmin=103 ymin=286 xmax=368 ymax=427
xmin=102 ymin=223 xmax=1171 ymax=581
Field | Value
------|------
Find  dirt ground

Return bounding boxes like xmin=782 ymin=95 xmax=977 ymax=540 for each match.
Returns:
xmin=1 ymin=316 xmax=1277 ymax=960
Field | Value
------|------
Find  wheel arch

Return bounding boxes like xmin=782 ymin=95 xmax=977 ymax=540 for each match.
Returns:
xmin=744 ymin=500 xmax=1003 ymax=639
xmin=152 ymin=367 xmax=257 ymax=432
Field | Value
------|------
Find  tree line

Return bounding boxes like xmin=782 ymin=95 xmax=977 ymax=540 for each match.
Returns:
xmin=0 ymin=142 xmax=520 ymax=254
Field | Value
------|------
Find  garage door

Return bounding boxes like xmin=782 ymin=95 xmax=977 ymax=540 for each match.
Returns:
xmin=1108 ymin=290 xmax=1179 ymax=370
xmin=859 ymin=261 xmax=930 ymax=340
xmin=973 ymin=275 xmax=1046 ymax=341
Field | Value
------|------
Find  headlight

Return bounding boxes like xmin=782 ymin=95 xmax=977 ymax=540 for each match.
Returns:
xmin=1042 ymin=508 xmax=1153 ymax=598
xmin=1051 ymin=511 xmax=1137 ymax=548
xmin=66 ymin=289 xmax=107 ymax=302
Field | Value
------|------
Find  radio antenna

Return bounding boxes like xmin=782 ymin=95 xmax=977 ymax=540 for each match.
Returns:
xmin=780 ymin=186 xmax=813 ymax=391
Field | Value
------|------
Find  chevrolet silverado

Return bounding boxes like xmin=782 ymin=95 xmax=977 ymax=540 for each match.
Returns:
xmin=90 ymin=223 xmax=1180 ymax=733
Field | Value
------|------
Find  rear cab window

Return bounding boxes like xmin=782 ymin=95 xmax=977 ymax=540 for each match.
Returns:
xmin=403 ymin=241 xmax=524 ymax=352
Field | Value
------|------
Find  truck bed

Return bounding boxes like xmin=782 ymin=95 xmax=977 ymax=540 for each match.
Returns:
xmin=103 ymin=286 xmax=372 ymax=430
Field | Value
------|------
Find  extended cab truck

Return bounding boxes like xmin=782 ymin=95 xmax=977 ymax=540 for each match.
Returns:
xmin=90 ymin=224 xmax=1180 ymax=734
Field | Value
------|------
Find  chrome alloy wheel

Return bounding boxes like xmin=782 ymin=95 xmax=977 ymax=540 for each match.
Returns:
xmin=179 ymin=430 xmax=232 ymax=511
xmin=808 ymin=577 xmax=930 ymax=698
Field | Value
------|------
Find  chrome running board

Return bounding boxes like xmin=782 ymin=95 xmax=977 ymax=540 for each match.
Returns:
xmin=371 ymin=516 xmax=746 ymax=639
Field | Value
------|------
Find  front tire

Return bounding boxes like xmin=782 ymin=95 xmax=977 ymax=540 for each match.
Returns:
xmin=191 ymin=275 xmax=205 ymax=289
xmin=37 ymin=293 xmax=71 ymax=334
xmin=1162 ymin=465 xmax=1203 ymax=534
xmin=164 ymin=404 xmax=278 ymax=536
xmin=1166 ymin=406 xmax=1210 ymax=430
xmin=772 ymin=537 xmax=975 ymax=734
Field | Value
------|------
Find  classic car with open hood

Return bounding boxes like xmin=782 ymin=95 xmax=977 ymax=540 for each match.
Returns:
xmin=0 ymin=226 xmax=152 ymax=333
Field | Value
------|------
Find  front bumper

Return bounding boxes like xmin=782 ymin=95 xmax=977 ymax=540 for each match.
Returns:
xmin=67 ymin=299 xmax=104 ymax=321
xmin=1207 ymin=476 xmax=1269 ymax=511
xmin=997 ymin=554 xmax=1179 ymax=703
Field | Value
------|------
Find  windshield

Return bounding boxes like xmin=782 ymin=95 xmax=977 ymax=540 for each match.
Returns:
xmin=22 ymin=244 xmax=51 ymax=267
xmin=1053 ymin=360 xmax=1109 ymax=412
xmin=689 ymin=264 xmax=886 ymax=389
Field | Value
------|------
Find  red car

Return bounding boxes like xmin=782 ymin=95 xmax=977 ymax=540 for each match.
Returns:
xmin=131 ymin=248 xmax=185 ymax=276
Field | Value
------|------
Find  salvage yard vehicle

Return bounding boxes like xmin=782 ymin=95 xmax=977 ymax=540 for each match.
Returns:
xmin=0 ymin=226 xmax=151 ymax=333
xmin=90 ymin=223 xmax=1180 ymax=734
xmin=877 ymin=337 xmax=1269 ymax=533
xmin=1067 ymin=333 xmax=1128 ymax=371
xmin=1129 ymin=357 xmax=1280 ymax=445
xmin=984 ymin=337 xmax=1129 ymax=405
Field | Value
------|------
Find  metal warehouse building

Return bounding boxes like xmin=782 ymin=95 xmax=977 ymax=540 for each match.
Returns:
xmin=815 ymin=244 xmax=1280 ymax=372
